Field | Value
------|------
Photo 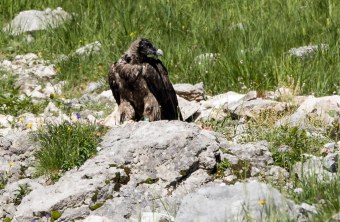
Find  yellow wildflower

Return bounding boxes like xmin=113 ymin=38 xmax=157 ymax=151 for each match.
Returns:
xmin=67 ymin=126 xmax=72 ymax=131
xmin=129 ymin=32 xmax=136 ymax=37
xmin=19 ymin=117 xmax=25 ymax=123
xmin=9 ymin=161 xmax=14 ymax=167
xmin=26 ymin=123 xmax=32 ymax=129
xmin=258 ymin=200 xmax=266 ymax=205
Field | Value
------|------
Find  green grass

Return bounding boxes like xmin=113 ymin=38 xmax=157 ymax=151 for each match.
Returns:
xmin=0 ymin=0 xmax=339 ymax=96
xmin=293 ymin=175 xmax=340 ymax=221
xmin=32 ymin=121 xmax=107 ymax=182
xmin=248 ymin=125 xmax=328 ymax=170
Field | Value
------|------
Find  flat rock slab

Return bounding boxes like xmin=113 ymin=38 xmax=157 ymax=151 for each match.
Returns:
xmin=175 ymin=181 xmax=297 ymax=222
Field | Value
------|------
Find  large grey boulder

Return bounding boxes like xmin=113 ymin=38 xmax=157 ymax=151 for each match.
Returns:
xmin=175 ymin=181 xmax=297 ymax=222
xmin=12 ymin=121 xmax=221 ymax=221
xmin=3 ymin=7 xmax=72 ymax=35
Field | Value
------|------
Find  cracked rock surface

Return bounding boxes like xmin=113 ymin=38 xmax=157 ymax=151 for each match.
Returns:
xmin=13 ymin=121 xmax=221 ymax=221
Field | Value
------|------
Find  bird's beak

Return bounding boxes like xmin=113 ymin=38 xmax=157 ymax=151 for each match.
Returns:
xmin=155 ymin=48 xmax=164 ymax=57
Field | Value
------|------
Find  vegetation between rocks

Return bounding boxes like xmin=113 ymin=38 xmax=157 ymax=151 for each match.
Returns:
xmin=32 ymin=121 xmax=106 ymax=182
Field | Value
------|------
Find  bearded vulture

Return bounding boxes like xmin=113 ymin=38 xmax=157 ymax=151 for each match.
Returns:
xmin=108 ymin=38 xmax=182 ymax=123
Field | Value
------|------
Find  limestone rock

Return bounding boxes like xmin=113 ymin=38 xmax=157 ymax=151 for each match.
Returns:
xmin=288 ymin=44 xmax=329 ymax=58
xmin=323 ymin=152 xmax=338 ymax=173
xmin=75 ymin=41 xmax=102 ymax=57
xmin=222 ymin=140 xmax=273 ymax=169
xmin=293 ymin=155 xmax=336 ymax=182
xmin=173 ymin=82 xmax=205 ymax=101
xmin=0 ymin=53 xmax=57 ymax=85
xmin=3 ymin=7 xmax=72 ymax=35
xmin=101 ymin=106 xmax=120 ymax=127
xmin=177 ymin=96 xmax=200 ymax=121
xmin=194 ymin=53 xmax=220 ymax=65
xmin=138 ymin=212 xmax=174 ymax=222
xmin=197 ymin=91 xmax=246 ymax=121
xmin=277 ymin=95 xmax=340 ymax=127
xmin=82 ymin=215 xmax=113 ymax=222
xmin=175 ymin=181 xmax=297 ymax=222
xmin=12 ymin=121 xmax=221 ymax=221
xmin=0 ymin=114 xmax=14 ymax=128
xmin=332 ymin=212 xmax=340 ymax=221
xmin=231 ymin=98 xmax=287 ymax=118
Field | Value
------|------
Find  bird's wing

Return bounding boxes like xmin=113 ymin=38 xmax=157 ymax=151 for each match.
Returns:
xmin=108 ymin=63 xmax=121 ymax=105
xmin=143 ymin=58 xmax=182 ymax=120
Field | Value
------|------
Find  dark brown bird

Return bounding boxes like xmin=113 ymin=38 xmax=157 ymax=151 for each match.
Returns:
xmin=108 ymin=38 xmax=182 ymax=123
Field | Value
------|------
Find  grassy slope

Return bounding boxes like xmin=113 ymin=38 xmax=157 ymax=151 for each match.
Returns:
xmin=0 ymin=0 xmax=339 ymax=96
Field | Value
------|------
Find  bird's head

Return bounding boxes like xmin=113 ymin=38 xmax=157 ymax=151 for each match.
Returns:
xmin=136 ymin=38 xmax=164 ymax=57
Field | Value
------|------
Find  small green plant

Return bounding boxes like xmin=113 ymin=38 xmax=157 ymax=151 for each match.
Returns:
xmin=32 ymin=121 xmax=107 ymax=182
xmin=0 ymin=72 xmax=46 ymax=116
xmin=265 ymin=126 xmax=327 ymax=170
xmin=14 ymin=184 xmax=31 ymax=206
xmin=242 ymin=125 xmax=327 ymax=170
xmin=50 ymin=210 xmax=62 ymax=222
xmin=0 ymin=171 xmax=8 ymax=190
xmin=216 ymin=159 xmax=231 ymax=177
xmin=3 ymin=217 xmax=11 ymax=222
xmin=89 ymin=203 xmax=104 ymax=211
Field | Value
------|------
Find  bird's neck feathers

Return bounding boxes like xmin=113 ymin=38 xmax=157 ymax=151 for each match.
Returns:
xmin=124 ymin=40 xmax=146 ymax=64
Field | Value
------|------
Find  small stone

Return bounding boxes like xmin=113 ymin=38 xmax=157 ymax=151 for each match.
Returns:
xmin=194 ymin=53 xmax=220 ymax=65
xmin=298 ymin=203 xmax=317 ymax=215
xmin=74 ymin=41 xmax=101 ymax=56
xmin=321 ymin=142 xmax=335 ymax=155
xmin=277 ymin=145 xmax=291 ymax=153
xmin=332 ymin=212 xmax=340 ymax=221
xmin=140 ymin=212 xmax=174 ymax=222
xmin=223 ymin=174 xmax=237 ymax=183
xmin=83 ymin=215 xmax=113 ymax=222
xmin=44 ymin=102 xmax=60 ymax=116
xmin=289 ymin=44 xmax=329 ymax=58
xmin=293 ymin=188 xmax=303 ymax=194
xmin=250 ymin=166 xmax=260 ymax=177
xmin=323 ymin=153 xmax=338 ymax=173
xmin=87 ymin=114 xmax=97 ymax=124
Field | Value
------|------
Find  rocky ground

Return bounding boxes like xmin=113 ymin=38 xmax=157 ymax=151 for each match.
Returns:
xmin=0 ymin=7 xmax=339 ymax=222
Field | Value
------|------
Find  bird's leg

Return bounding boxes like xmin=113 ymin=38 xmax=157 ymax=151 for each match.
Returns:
xmin=143 ymin=94 xmax=161 ymax=121
xmin=119 ymin=101 xmax=136 ymax=124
